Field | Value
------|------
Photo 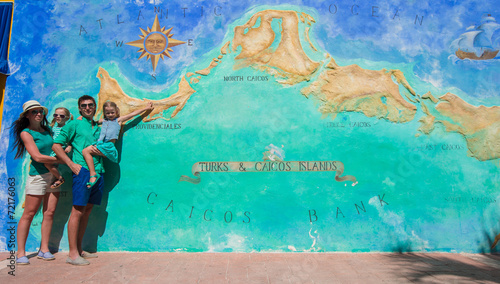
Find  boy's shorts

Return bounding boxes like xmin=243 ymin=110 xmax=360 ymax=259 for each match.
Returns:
xmin=72 ymin=166 xmax=104 ymax=206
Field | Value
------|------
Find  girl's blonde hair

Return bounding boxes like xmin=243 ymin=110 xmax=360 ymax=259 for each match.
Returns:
xmin=50 ymin=107 xmax=73 ymax=127
xmin=103 ymin=101 xmax=120 ymax=119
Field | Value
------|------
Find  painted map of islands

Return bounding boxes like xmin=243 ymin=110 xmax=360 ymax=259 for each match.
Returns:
xmin=95 ymin=9 xmax=500 ymax=162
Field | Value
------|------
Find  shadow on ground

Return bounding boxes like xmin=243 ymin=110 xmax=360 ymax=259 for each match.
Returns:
xmin=82 ymin=114 xmax=146 ymax=252
xmin=382 ymin=253 xmax=500 ymax=283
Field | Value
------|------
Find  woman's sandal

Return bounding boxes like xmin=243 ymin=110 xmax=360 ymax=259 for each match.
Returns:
xmin=86 ymin=174 xmax=101 ymax=188
xmin=50 ymin=177 xmax=65 ymax=189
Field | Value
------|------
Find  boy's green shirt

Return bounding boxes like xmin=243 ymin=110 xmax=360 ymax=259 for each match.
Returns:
xmin=54 ymin=117 xmax=105 ymax=173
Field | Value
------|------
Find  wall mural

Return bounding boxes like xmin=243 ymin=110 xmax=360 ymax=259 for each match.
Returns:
xmin=1 ymin=0 xmax=499 ymax=253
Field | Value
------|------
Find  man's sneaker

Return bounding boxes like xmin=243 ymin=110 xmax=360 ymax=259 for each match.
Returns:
xmin=37 ymin=251 xmax=55 ymax=260
xmin=66 ymin=256 xmax=90 ymax=266
xmin=81 ymin=251 xmax=98 ymax=259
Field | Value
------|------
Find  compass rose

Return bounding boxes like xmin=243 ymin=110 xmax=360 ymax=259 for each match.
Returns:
xmin=126 ymin=15 xmax=186 ymax=72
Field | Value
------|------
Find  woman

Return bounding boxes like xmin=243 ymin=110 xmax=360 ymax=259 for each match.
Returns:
xmin=11 ymin=100 xmax=62 ymax=264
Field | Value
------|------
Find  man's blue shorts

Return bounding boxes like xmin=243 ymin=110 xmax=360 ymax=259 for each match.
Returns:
xmin=72 ymin=166 xmax=104 ymax=206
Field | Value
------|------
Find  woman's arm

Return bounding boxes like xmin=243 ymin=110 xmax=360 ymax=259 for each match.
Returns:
xmin=117 ymin=102 xmax=154 ymax=124
xmin=20 ymin=131 xmax=58 ymax=164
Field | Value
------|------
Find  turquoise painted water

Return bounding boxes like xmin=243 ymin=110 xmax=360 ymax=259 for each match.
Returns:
xmin=3 ymin=3 xmax=499 ymax=253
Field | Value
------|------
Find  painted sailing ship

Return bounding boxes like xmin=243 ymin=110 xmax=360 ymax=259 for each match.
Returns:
xmin=452 ymin=14 xmax=500 ymax=60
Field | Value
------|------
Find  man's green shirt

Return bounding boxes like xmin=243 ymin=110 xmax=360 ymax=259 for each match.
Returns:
xmin=54 ymin=117 xmax=104 ymax=173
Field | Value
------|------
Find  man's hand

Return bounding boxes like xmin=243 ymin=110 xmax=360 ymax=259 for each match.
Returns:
xmin=69 ymin=162 xmax=82 ymax=175
xmin=65 ymin=145 xmax=73 ymax=154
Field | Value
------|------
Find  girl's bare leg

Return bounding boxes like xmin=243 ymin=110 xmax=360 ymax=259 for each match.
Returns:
xmin=82 ymin=146 xmax=98 ymax=184
xmin=44 ymin=164 xmax=60 ymax=179
xmin=82 ymin=146 xmax=104 ymax=186
xmin=44 ymin=164 xmax=63 ymax=188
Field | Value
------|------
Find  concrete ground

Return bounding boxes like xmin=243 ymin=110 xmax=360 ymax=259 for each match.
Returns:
xmin=1 ymin=252 xmax=499 ymax=283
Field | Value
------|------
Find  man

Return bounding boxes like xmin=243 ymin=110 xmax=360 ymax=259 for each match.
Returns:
xmin=52 ymin=95 xmax=104 ymax=266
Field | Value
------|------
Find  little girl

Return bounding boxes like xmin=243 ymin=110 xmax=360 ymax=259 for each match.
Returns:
xmin=83 ymin=101 xmax=154 ymax=188
xmin=44 ymin=107 xmax=73 ymax=188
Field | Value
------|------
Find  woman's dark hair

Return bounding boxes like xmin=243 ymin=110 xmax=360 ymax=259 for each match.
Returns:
xmin=11 ymin=114 xmax=51 ymax=159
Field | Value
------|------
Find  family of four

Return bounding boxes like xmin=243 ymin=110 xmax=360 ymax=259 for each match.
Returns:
xmin=12 ymin=95 xmax=153 ymax=265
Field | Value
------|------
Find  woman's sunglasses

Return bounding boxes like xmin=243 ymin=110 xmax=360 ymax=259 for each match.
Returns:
xmin=53 ymin=114 xmax=66 ymax=119
xmin=30 ymin=109 xmax=45 ymax=115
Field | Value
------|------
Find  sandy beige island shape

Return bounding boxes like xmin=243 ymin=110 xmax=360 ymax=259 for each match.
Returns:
xmin=93 ymin=9 xmax=499 ymax=162
xmin=228 ymin=9 xmax=498 ymax=161
xmin=227 ymin=10 xmax=417 ymax=123
xmin=231 ymin=10 xmax=320 ymax=84
xmin=301 ymin=57 xmax=417 ymax=123
xmin=96 ymin=67 xmax=195 ymax=121
xmin=418 ymin=93 xmax=500 ymax=160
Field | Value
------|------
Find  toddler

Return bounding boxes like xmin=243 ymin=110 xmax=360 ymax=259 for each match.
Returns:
xmin=83 ymin=101 xmax=154 ymax=188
